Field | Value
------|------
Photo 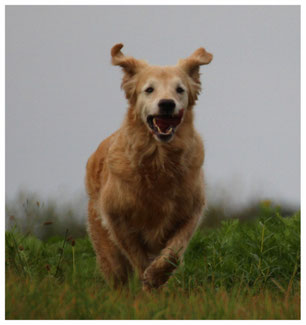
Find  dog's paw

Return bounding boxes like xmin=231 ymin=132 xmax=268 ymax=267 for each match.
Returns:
xmin=142 ymin=255 xmax=179 ymax=291
xmin=142 ymin=281 xmax=152 ymax=293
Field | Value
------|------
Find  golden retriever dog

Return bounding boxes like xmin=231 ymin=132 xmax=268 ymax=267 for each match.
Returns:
xmin=86 ymin=43 xmax=213 ymax=291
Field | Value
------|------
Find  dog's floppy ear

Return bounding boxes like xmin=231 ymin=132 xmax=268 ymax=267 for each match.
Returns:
xmin=178 ymin=47 xmax=213 ymax=106
xmin=111 ymin=43 xmax=147 ymax=75
xmin=178 ymin=47 xmax=213 ymax=82
xmin=111 ymin=43 xmax=147 ymax=103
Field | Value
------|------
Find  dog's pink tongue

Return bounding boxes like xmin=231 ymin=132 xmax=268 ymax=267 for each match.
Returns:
xmin=155 ymin=116 xmax=181 ymax=132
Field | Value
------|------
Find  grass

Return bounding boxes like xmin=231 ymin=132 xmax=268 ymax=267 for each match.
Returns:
xmin=5 ymin=201 xmax=300 ymax=320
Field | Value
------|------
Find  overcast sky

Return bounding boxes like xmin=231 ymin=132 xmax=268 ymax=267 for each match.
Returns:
xmin=5 ymin=5 xmax=300 ymax=208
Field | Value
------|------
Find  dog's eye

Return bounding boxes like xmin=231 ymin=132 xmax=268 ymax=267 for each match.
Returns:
xmin=176 ymin=87 xmax=185 ymax=94
xmin=145 ymin=87 xmax=154 ymax=94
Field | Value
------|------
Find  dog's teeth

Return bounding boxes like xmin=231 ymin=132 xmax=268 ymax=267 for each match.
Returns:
xmin=152 ymin=117 xmax=173 ymax=135
xmin=153 ymin=118 xmax=162 ymax=133
xmin=153 ymin=118 xmax=158 ymax=128
xmin=165 ymin=127 xmax=173 ymax=134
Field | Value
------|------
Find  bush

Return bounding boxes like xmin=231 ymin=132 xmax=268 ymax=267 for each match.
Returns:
xmin=173 ymin=202 xmax=300 ymax=291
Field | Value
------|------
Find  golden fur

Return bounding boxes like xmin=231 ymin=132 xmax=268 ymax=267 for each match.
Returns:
xmin=86 ymin=43 xmax=213 ymax=290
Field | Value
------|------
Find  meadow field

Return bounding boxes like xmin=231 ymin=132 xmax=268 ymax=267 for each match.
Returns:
xmin=5 ymin=197 xmax=300 ymax=320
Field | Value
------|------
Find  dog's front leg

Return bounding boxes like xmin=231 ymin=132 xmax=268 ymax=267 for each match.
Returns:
xmin=104 ymin=217 xmax=151 ymax=278
xmin=142 ymin=214 xmax=200 ymax=291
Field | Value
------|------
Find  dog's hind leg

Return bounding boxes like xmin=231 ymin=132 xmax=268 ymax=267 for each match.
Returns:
xmin=88 ymin=200 xmax=132 ymax=287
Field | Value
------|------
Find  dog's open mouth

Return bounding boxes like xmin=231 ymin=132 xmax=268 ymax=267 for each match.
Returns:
xmin=147 ymin=109 xmax=184 ymax=141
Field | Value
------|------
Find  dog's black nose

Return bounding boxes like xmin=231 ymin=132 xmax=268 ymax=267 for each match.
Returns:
xmin=158 ymin=99 xmax=176 ymax=115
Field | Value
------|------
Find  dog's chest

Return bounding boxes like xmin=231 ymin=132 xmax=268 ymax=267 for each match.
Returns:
xmin=106 ymin=170 xmax=193 ymax=229
xmin=101 ymin=144 xmax=197 ymax=242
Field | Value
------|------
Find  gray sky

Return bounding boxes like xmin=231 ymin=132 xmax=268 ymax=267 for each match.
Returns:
xmin=6 ymin=5 xmax=300 ymax=208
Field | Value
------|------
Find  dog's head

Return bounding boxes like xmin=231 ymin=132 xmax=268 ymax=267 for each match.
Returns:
xmin=111 ymin=43 xmax=213 ymax=143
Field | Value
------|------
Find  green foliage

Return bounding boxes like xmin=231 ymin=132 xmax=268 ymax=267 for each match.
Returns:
xmin=6 ymin=227 xmax=97 ymax=283
xmin=5 ymin=202 xmax=300 ymax=320
xmin=174 ymin=203 xmax=300 ymax=291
